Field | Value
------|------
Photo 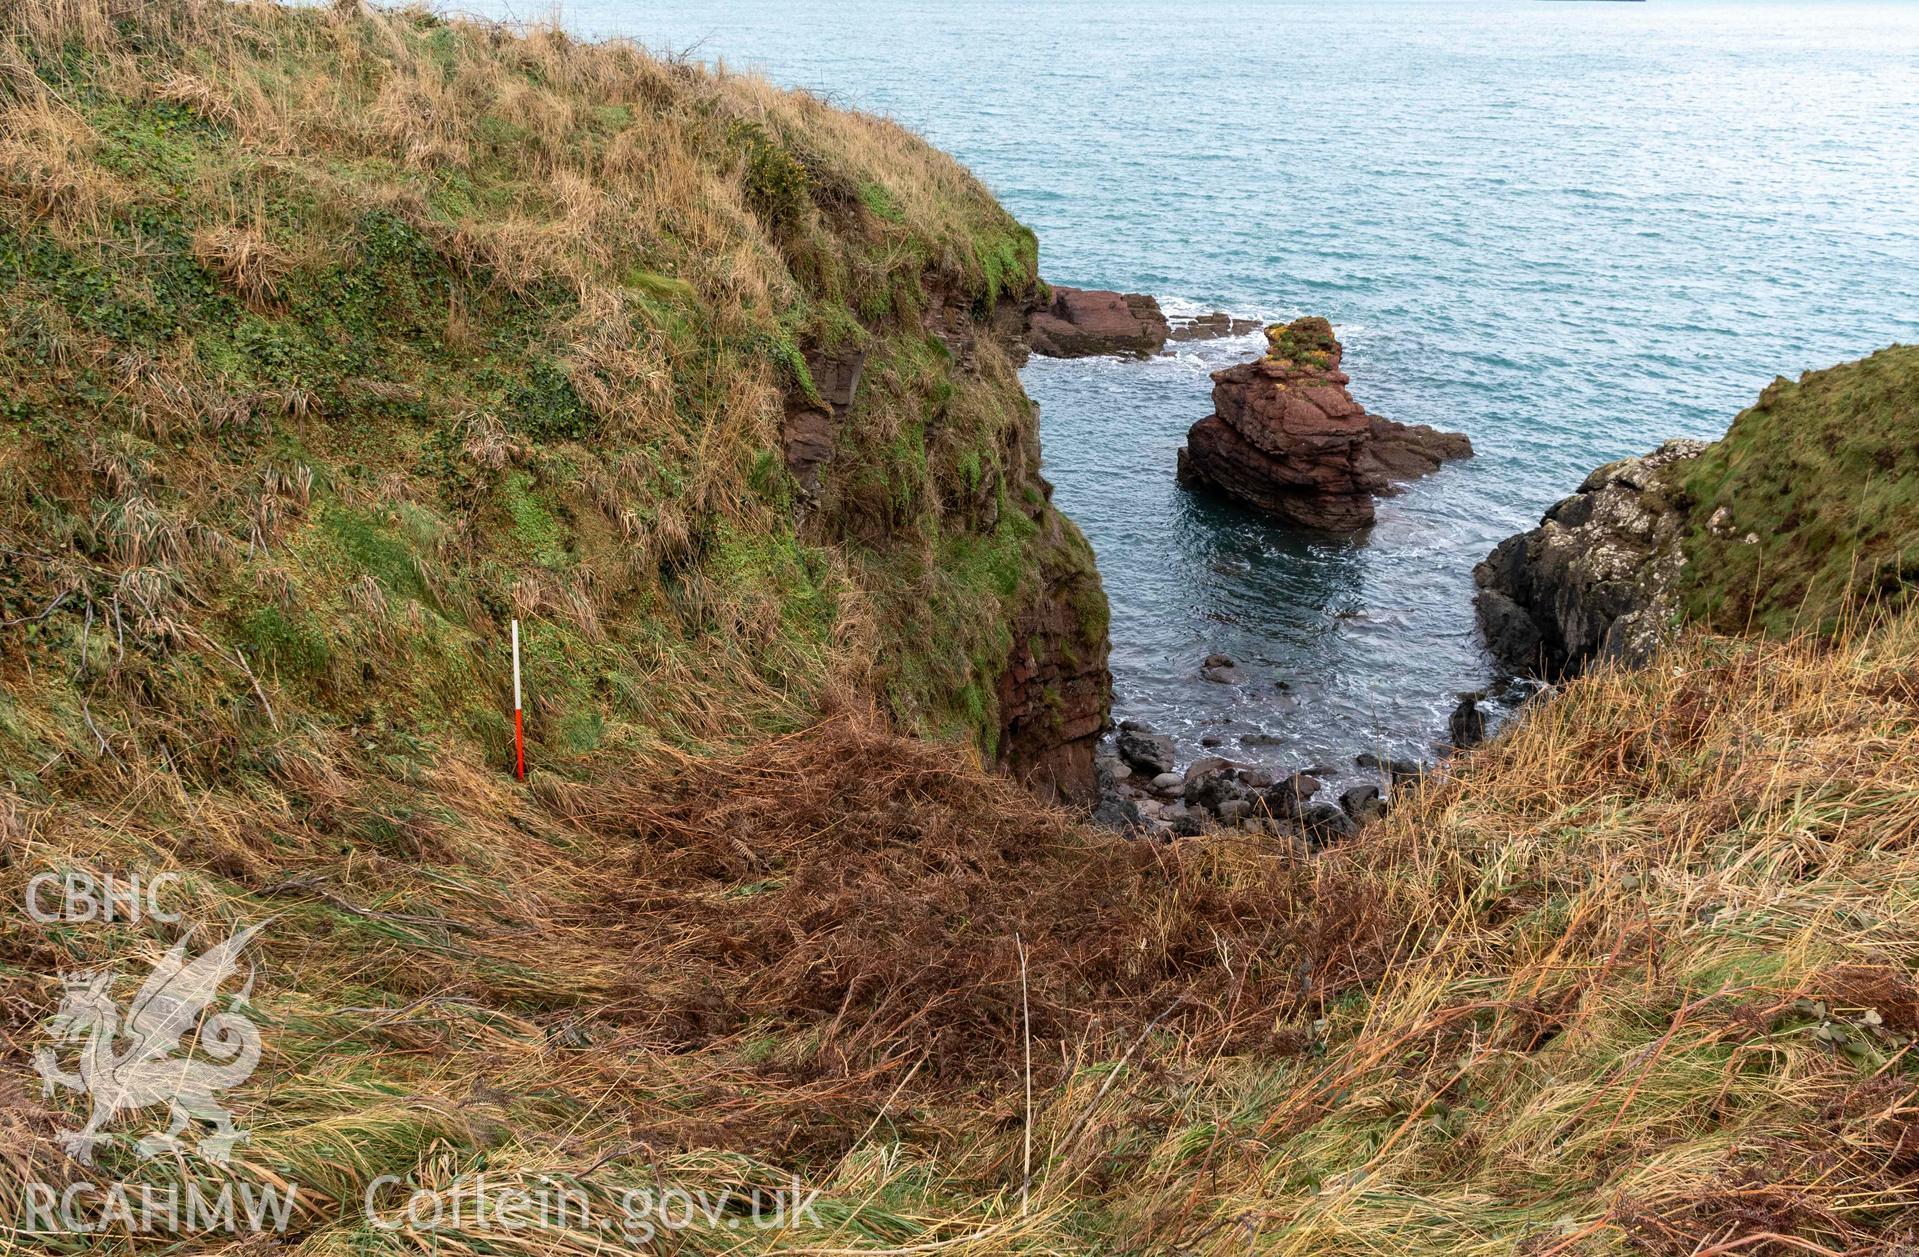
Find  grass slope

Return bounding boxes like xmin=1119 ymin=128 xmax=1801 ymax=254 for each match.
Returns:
xmin=8 ymin=584 xmax=1917 ymax=1253
xmin=0 ymin=0 xmax=1079 ymax=784
xmin=1676 ymin=343 xmax=1919 ymax=638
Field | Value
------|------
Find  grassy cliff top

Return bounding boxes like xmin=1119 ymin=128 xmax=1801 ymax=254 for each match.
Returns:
xmin=1675 ymin=343 xmax=1919 ymax=637
xmin=0 ymin=0 xmax=1065 ymax=777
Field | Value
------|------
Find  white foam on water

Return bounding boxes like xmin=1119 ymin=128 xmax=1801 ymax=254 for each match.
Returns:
xmin=1155 ymin=293 xmax=1212 ymax=320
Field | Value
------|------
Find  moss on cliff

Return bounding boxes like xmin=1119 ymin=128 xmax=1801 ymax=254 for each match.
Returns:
xmin=1674 ymin=343 xmax=1919 ymax=637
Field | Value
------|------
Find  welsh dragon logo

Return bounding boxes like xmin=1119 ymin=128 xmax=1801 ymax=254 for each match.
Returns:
xmin=33 ymin=923 xmax=267 ymax=1165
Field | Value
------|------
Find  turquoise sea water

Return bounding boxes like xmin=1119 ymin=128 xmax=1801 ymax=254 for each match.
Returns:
xmin=479 ymin=0 xmax=1919 ymax=771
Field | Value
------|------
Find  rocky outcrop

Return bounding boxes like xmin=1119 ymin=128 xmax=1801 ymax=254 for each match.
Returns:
xmin=1340 ymin=784 xmax=1387 ymax=825
xmin=1168 ymin=311 xmax=1261 ymax=342
xmin=1474 ymin=439 xmax=1707 ymax=679
xmin=1027 ymin=286 xmax=1170 ymax=358
xmin=1116 ymin=721 xmax=1176 ymax=776
xmin=1091 ymin=728 xmax=1430 ymax=841
xmin=1199 ymin=653 xmax=1249 ymax=684
xmin=924 ymin=278 xmax=1036 ymax=370
xmin=995 ymin=508 xmax=1112 ymax=804
xmin=924 ymin=286 xmax=1112 ymax=806
xmin=782 ymin=346 xmax=869 ymax=502
xmin=1176 ymin=318 xmax=1472 ymax=530
xmin=1448 ymin=693 xmax=1486 ymax=749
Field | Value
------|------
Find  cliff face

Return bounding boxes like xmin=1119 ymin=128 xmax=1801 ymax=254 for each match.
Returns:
xmin=1475 ymin=441 xmax=1706 ymax=678
xmin=0 ymin=0 xmax=1108 ymax=802
xmin=1478 ymin=345 xmax=1919 ymax=678
xmin=788 ymin=284 xmax=1111 ymax=801
xmin=920 ymin=284 xmax=1110 ymax=802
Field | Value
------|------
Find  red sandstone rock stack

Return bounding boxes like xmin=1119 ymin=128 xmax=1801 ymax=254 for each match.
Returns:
xmin=1177 ymin=317 xmax=1472 ymax=530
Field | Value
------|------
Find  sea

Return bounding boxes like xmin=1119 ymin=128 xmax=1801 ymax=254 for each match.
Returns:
xmin=468 ymin=0 xmax=1919 ymax=773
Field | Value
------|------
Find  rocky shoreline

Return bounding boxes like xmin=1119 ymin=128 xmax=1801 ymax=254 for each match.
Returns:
xmin=1027 ymin=290 xmax=1860 ymax=842
xmin=1085 ymin=645 xmax=1501 ymax=841
xmin=1012 ymin=280 xmax=1764 ymax=838
xmin=1019 ymin=290 xmax=1489 ymax=835
xmin=1025 ymin=285 xmax=1259 ymax=358
xmin=1020 ymin=280 xmax=1914 ymax=843
xmin=1091 ymin=711 xmax=1436 ymax=842
xmin=1474 ymin=439 xmax=1707 ymax=679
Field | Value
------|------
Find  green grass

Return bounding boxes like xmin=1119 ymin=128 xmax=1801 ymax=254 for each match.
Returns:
xmin=323 ymin=506 xmax=431 ymax=599
xmin=1675 ymin=343 xmax=1919 ymax=636
xmin=500 ymin=471 xmax=569 ymax=569
xmin=0 ymin=0 xmax=1098 ymax=777
xmin=858 ymin=179 xmax=906 ymax=222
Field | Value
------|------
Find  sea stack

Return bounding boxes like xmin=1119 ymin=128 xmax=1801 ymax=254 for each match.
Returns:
xmin=1177 ymin=317 xmax=1472 ymax=530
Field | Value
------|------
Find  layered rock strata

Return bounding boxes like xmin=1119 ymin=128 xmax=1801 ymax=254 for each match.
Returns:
xmin=1177 ymin=318 xmax=1472 ymax=530
xmin=1027 ymin=285 xmax=1170 ymax=357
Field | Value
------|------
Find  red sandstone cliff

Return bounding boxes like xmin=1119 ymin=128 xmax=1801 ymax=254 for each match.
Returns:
xmin=784 ymin=286 xmax=1112 ymax=805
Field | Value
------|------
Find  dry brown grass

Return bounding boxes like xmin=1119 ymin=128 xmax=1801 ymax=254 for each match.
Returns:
xmin=0 ymin=88 xmax=123 ymax=237
xmin=192 ymin=223 xmax=294 ymax=311
xmin=1112 ymin=612 xmax=1919 ymax=1253
xmin=3 ymin=613 xmax=1914 ymax=1251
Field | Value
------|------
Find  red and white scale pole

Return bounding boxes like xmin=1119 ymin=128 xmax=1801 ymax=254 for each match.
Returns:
xmin=510 ymin=618 xmax=526 ymax=780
